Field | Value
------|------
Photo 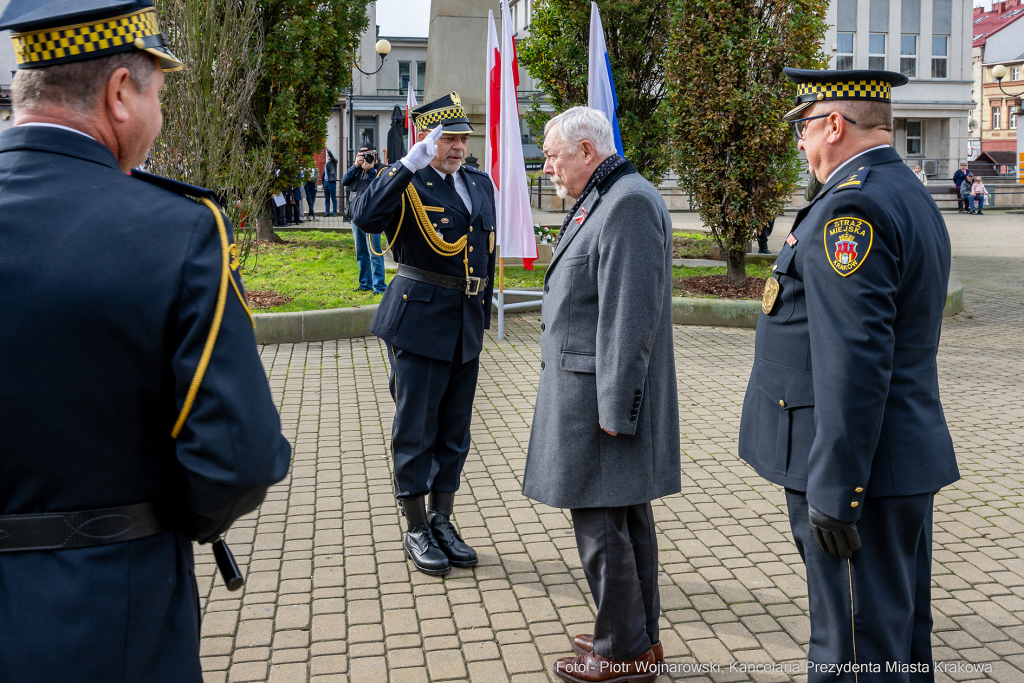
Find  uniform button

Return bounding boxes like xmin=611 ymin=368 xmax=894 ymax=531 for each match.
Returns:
xmin=481 ymin=299 xmax=485 ymax=305
xmin=541 ymin=323 xmax=545 ymax=331
xmin=403 ymin=294 xmax=408 ymax=300
xmin=469 ymin=267 xmax=474 ymax=273
xmin=772 ymin=264 xmax=778 ymax=271
xmin=433 ymin=223 xmax=438 ymax=228
xmin=779 ymin=399 xmax=786 ymax=407
xmin=635 ymin=390 xmax=642 ymax=396
xmin=491 ymin=226 xmax=495 ymax=230
xmin=469 ymin=246 xmax=474 ymax=252
xmin=850 ymin=501 xmax=859 ymax=508
xmin=470 ymin=227 xmax=474 ymax=232
xmin=855 ymin=487 xmax=864 ymax=493
xmin=541 ymin=361 xmax=545 ymax=370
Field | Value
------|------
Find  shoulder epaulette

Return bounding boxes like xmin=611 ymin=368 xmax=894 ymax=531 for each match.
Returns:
xmin=131 ymin=170 xmax=222 ymax=205
xmin=832 ymin=166 xmax=871 ymax=193
xmin=463 ymin=165 xmax=489 ymax=177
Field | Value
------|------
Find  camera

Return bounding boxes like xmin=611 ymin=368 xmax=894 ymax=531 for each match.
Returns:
xmin=363 ymin=152 xmax=376 ymax=165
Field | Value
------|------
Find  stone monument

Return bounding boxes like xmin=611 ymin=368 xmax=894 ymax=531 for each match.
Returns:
xmin=425 ymin=0 xmax=499 ymax=160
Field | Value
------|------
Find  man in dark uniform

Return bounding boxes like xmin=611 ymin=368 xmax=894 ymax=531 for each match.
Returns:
xmin=738 ymin=68 xmax=959 ymax=682
xmin=353 ymin=92 xmax=496 ymax=576
xmin=0 ymin=2 xmax=291 ymax=681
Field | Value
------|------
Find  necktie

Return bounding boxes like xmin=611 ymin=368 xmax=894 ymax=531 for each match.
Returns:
xmin=444 ymin=173 xmax=456 ymax=191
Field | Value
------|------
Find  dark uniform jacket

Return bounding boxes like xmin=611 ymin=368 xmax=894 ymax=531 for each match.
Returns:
xmin=738 ymin=146 xmax=958 ymax=522
xmin=353 ymin=162 xmax=497 ymax=363
xmin=0 ymin=126 xmax=291 ymax=682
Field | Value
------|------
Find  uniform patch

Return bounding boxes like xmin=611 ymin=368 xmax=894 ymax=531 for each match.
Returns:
xmin=786 ymin=233 xmax=798 ymax=247
xmin=441 ymin=217 xmax=449 ymax=224
xmin=833 ymin=166 xmax=871 ymax=192
xmin=573 ymin=207 xmax=587 ymax=225
xmin=824 ymin=217 xmax=873 ymax=276
xmin=229 ymin=243 xmax=241 ymax=271
xmin=762 ymin=277 xmax=780 ymax=314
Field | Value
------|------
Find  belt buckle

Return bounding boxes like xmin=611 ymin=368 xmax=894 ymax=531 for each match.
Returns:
xmin=464 ymin=277 xmax=482 ymax=296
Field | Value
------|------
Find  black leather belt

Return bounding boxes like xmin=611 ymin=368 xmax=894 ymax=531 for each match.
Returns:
xmin=0 ymin=502 xmax=170 ymax=553
xmin=397 ymin=264 xmax=488 ymax=296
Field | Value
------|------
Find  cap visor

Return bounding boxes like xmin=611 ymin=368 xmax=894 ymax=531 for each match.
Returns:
xmin=783 ymin=101 xmax=813 ymax=122
xmin=146 ymin=46 xmax=184 ymax=72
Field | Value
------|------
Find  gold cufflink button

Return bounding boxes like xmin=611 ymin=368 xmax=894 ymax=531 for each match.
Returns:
xmin=855 ymin=487 xmax=863 ymax=493
xmin=779 ymin=399 xmax=786 ymax=407
xmin=850 ymin=501 xmax=859 ymax=508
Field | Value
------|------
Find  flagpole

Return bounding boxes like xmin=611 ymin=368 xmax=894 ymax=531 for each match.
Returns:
xmin=498 ymin=257 xmax=505 ymax=340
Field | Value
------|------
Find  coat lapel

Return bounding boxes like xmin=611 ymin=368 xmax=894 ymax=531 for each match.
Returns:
xmin=463 ymin=169 xmax=484 ymax=223
xmin=546 ymin=189 xmax=602 ymax=275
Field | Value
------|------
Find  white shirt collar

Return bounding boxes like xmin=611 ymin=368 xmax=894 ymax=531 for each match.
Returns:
xmin=825 ymin=144 xmax=890 ymax=185
xmin=17 ymin=122 xmax=97 ymax=141
xmin=430 ymin=164 xmax=472 ymax=212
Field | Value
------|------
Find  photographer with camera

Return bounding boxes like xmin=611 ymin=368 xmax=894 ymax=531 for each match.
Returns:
xmin=342 ymin=144 xmax=387 ymax=293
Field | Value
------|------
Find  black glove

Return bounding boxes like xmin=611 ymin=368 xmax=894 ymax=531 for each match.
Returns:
xmin=808 ymin=503 xmax=862 ymax=559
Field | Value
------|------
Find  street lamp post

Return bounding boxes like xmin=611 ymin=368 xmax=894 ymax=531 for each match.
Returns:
xmin=991 ymin=64 xmax=1023 ymax=98
xmin=346 ymin=40 xmax=392 ymax=214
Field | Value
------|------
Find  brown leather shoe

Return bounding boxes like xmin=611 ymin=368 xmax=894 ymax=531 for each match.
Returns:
xmin=572 ymin=634 xmax=664 ymax=663
xmin=553 ymin=648 xmax=658 ymax=683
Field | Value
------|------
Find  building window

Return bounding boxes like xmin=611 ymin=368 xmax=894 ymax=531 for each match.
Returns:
xmin=416 ymin=62 xmax=426 ymax=92
xmin=906 ymin=120 xmax=923 ymax=155
xmin=900 ymin=35 xmax=917 ymax=78
xmin=836 ymin=33 xmax=854 ymax=70
xmin=868 ymin=33 xmax=886 ymax=70
xmin=1009 ymin=105 xmax=1018 ymax=129
xmin=1012 ymin=67 xmax=1021 ymax=81
xmin=398 ymin=62 xmax=410 ymax=92
xmin=931 ymin=36 xmax=948 ymax=78
xmin=992 ymin=106 xmax=1001 ymax=129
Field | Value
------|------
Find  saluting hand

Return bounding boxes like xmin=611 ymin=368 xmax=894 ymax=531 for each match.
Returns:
xmin=402 ymin=125 xmax=445 ymax=172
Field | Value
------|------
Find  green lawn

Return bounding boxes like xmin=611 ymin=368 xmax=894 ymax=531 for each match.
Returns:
xmin=241 ymin=231 xmax=771 ymax=312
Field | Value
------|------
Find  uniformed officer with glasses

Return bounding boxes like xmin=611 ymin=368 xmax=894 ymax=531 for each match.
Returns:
xmin=353 ymin=92 xmax=496 ymax=576
xmin=738 ymin=68 xmax=959 ymax=681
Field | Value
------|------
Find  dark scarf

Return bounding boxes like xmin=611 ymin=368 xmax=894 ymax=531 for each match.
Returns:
xmin=556 ymin=154 xmax=627 ymax=245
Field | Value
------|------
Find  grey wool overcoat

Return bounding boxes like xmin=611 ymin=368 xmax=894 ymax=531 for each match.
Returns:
xmin=522 ymin=162 xmax=681 ymax=509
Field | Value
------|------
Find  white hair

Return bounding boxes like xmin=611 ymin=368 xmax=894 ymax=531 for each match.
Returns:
xmin=544 ymin=106 xmax=617 ymax=157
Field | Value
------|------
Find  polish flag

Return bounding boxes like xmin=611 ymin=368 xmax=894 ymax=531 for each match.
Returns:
xmin=405 ymin=85 xmax=418 ymax=144
xmin=487 ymin=7 xmax=537 ymax=269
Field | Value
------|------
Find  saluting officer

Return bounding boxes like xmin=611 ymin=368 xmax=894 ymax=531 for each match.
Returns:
xmin=353 ymin=92 xmax=496 ymax=576
xmin=738 ymin=68 xmax=959 ymax=681
xmin=0 ymin=2 xmax=291 ymax=681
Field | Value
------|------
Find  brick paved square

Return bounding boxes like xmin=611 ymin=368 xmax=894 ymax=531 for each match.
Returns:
xmin=192 ymin=212 xmax=1023 ymax=680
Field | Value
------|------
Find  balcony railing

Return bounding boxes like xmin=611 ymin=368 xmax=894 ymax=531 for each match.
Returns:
xmin=375 ymin=89 xmax=424 ymax=97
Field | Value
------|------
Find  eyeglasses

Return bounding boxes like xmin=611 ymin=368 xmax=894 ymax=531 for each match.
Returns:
xmin=791 ymin=112 xmax=858 ymax=140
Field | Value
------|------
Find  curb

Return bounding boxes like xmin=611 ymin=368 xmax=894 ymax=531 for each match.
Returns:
xmin=253 ymin=279 xmax=965 ymax=343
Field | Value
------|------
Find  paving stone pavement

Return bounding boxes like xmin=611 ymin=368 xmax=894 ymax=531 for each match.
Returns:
xmin=196 ymin=210 xmax=1024 ymax=683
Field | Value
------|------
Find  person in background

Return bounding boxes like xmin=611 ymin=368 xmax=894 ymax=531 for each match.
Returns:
xmin=913 ymin=164 xmax=928 ymax=185
xmin=304 ymin=164 xmax=318 ymax=221
xmin=953 ymin=161 xmax=969 ymax=213
xmin=969 ymin=174 xmax=988 ymax=215
xmin=342 ymin=145 xmax=386 ymax=293
xmin=323 ymin=149 xmax=339 ymax=216
xmin=289 ymin=174 xmax=304 ymax=225
xmin=959 ymin=171 xmax=976 ymax=213
xmin=757 ymin=217 xmax=775 ymax=254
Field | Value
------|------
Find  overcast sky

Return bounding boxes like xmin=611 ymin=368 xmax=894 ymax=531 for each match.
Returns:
xmin=376 ymin=0 xmax=432 ymax=38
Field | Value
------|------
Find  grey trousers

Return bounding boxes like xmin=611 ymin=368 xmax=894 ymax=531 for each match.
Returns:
xmin=570 ymin=503 xmax=660 ymax=661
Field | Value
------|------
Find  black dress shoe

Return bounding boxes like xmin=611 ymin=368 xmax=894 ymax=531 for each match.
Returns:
xmin=402 ymin=497 xmax=451 ymax=576
xmin=428 ymin=491 xmax=478 ymax=567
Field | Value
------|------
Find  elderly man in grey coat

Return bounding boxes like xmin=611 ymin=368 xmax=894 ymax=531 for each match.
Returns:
xmin=522 ymin=107 xmax=680 ymax=683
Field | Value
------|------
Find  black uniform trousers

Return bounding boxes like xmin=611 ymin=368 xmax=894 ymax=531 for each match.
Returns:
xmin=386 ymin=336 xmax=479 ymax=501
xmin=570 ymin=503 xmax=660 ymax=662
xmin=786 ymin=490 xmax=935 ymax=683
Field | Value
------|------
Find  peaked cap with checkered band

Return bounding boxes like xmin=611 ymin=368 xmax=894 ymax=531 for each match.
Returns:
xmin=0 ymin=0 xmax=183 ymax=72
xmin=782 ymin=68 xmax=907 ymax=121
xmin=412 ymin=92 xmax=474 ymax=134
